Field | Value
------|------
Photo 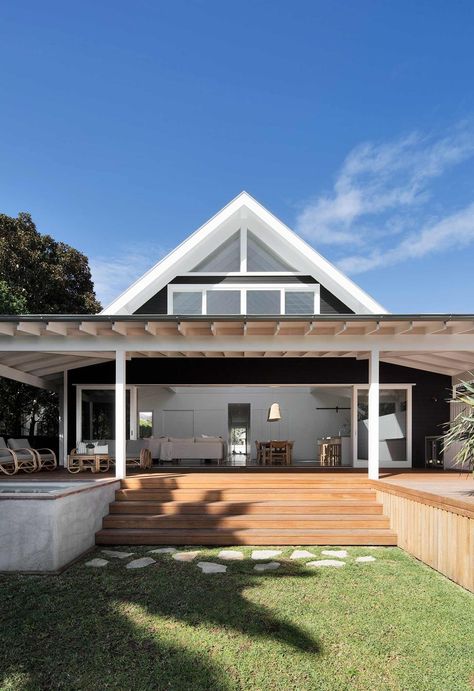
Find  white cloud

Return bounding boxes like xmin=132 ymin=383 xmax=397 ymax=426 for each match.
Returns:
xmin=339 ymin=202 xmax=474 ymax=274
xmin=90 ymin=243 xmax=168 ymax=308
xmin=296 ymin=124 xmax=474 ymax=262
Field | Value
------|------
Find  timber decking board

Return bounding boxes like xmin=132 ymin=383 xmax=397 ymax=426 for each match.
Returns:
xmin=109 ymin=500 xmax=384 ymax=515
xmin=97 ymin=472 xmax=396 ymax=546
xmin=96 ymin=527 xmax=398 ymax=546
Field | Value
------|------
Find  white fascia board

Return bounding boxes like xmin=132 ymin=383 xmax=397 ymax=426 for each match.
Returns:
xmin=101 ymin=191 xmax=386 ymax=316
xmin=101 ymin=193 xmax=248 ymax=315
xmin=243 ymin=196 xmax=387 ymax=315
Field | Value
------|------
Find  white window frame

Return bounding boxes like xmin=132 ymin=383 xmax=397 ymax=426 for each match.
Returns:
xmin=168 ymin=283 xmax=320 ymax=316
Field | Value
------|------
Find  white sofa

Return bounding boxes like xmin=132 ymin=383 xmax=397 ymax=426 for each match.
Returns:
xmin=159 ymin=436 xmax=226 ymax=463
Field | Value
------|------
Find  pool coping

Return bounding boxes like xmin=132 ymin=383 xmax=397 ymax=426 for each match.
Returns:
xmin=0 ymin=478 xmax=119 ymax=500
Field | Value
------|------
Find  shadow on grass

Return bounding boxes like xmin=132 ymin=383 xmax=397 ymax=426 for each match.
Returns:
xmin=0 ymin=554 xmax=320 ymax=690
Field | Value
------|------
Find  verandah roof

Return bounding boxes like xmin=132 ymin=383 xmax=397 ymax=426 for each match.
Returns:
xmin=0 ymin=313 xmax=473 ymax=389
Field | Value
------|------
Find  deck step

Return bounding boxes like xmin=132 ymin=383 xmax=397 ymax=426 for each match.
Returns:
xmin=103 ymin=513 xmax=390 ymax=529
xmin=121 ymin=476 xmax=374 ymax=489
xmin=115 ymin=488 xmax=377 ymax=502
xmin=96 ymin=472 xmax=396 ymax=547
xmin=109 ymin=500 xmax=383 ymax=515
xmin=96 ymin=527 xmax=397 ymax=546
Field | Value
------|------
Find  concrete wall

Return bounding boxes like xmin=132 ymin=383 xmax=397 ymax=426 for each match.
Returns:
xmin=0 ymin=481 xmax=119 ymax=573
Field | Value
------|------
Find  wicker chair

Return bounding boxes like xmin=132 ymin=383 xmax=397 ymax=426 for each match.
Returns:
xmin=8 ymin=438 xmax=57 ymax=471
xmin=0 ymin=437 xmax=37 ymax=474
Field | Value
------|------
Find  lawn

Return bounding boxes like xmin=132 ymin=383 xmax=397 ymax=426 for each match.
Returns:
xmin=1 ymin=546 xmax=473 ymax=691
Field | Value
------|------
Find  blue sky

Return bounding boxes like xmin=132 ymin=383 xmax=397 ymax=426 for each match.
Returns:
xmin=1 ymin=0 xmax=474 ymax=312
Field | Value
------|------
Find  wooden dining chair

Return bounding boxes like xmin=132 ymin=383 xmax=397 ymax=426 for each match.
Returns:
xmin=269 ymin=440 xmax=289 ymax=466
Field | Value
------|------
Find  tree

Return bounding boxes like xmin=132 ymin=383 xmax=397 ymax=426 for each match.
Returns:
xmin=443 ymin=378 xmax=474 ymax=475
xmin=0 ymin=212 xmax=101 ymax=314
xmin=0 ymin=212 xmax=101 ymax=437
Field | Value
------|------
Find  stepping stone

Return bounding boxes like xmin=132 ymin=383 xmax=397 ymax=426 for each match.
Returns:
xmin=218 ymin=550 xmax=244 ymax=560
xmin=173 ymin=551 xmax=200 ymax=562
xmin=251 ymin=550 xmax=282 ymax=560
xmin=197 ymin=561 xmax=227 ymax=574
xmin=356 ymin=556 xmax=376 ymax=563
xmin=148 ymin=547 xmax=177 ymax=554
xmin=254 ymin=561 xmax=280 ymax=572
xmin=322 ymin=549 xmax=348 ymax=559
xmin=101 ymin=550 xmax=135 ymax=559
xmin=85 ymin=558 xmax=108 ymax=568
xmin=306 ymin=560 xmax=345 ymax=568
xmin=125 ymin=557 xmax=156 ymax=569
xmin=290 ymin=550 xmax=315 ymax=559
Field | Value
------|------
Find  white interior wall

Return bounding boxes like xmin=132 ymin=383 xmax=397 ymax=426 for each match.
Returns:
xmin=137 ymin=386 xmax=352 ymax=461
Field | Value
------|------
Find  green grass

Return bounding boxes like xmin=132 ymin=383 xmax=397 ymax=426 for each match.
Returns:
xmin=1 ymin=546 xmax=473 ymax=690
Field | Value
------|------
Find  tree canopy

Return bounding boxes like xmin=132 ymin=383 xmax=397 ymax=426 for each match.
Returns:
xmin=0 ymin=212 xmax=101 ymax=314
xmin=0 ymin=211 xmax=101 ymax=437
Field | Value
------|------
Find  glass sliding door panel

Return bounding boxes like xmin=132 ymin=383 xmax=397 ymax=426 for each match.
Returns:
xmin=81 ymin=389 xmax=130 ymax=440
xmin=357 ymin=388 xmax=407 ymax=462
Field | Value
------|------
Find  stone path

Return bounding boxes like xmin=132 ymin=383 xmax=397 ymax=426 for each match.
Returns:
xmin=173 ymin=550 xmax=201 ymax=562
xmin=85 ymin=558 xmax=109 ymax=568
xmin=254 ymin=561 xmax=280 ymax=572
xmin=307 ymin=559 xmax=346 ymax=568
xmin=251 ymin=550 xmax=282 ymax=560
xmin=126 ymin=557 xmax=156 ymax=569
xmin=290 ymin=550 xmax=315 ymax=559
xmin=218 ymin=549 xmax=244 ymax=560
xmin=101 ymin=550 xmax=135 ymax=559
xmin=322 ymin=549 xmax=348 ymax=558
xmin=83 ymin=548 xmax=378 ymax=573
xmin=197 ymin=561 xmax=227 ymax=574
xmin=148 ymin=547 xmax=177 ymax=554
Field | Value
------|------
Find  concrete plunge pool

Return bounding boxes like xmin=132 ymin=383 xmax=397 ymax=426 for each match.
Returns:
xmin=0 ymin=480 xmax=119 ymax=573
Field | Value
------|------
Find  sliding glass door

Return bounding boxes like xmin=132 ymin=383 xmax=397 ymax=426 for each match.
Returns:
xmin=353 ymin=385 xmax=412 ymax=466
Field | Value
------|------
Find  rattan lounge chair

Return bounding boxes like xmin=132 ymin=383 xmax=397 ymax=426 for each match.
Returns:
xmin=107 ymin=440 xmax=152 ymax=470
xmin=0 ymin=437 xmax=37 ymax=474
xmin=8 ymin=438 xmax=57 ymax=471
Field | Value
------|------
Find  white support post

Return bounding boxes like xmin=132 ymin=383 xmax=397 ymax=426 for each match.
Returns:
xmin=368 ymin=348 xmax=380 ymax=480
xmin=59 ymin=370 xmax=68 ymax=466
xmin=115 ymin=349 xmax=126 ymax=480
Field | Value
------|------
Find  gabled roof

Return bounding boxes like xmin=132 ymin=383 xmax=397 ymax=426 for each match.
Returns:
xmin=101 ymin=191 xmax=387 ymax=315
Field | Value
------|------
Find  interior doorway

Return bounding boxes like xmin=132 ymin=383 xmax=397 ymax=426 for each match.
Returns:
xmin=228 ymin=403 xmax=251 ymax=455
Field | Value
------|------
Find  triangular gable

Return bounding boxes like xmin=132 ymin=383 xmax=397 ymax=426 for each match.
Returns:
xmin=102 ymin=192 xmax=387 ymax=315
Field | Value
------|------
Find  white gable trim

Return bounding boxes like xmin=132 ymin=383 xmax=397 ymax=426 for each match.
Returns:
xmin=101 ymin=191 xmax=387 ymax=315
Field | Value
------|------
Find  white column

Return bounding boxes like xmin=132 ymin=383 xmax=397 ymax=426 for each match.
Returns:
xmin=115 ymin=349 xmax=126 ymax=480
xmin=59 ymin=369 xmax=68 ymax=466
xmin=368 ymin=349 xmax=380 ymax=480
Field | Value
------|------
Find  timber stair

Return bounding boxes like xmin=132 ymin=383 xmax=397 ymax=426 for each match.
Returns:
xmin=96 ymin=472 xmax=397 ymax=546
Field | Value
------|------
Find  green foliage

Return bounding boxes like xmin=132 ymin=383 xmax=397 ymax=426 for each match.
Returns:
xmin=0 ymin=211 xmax=101 ymax=435
xmin=0 ymin=212 xmax=101 ymax=314
xmin=443 ymin=377 xmax=474 ymax=473
xmin=0 ymin=281 xmax=27 ymax=314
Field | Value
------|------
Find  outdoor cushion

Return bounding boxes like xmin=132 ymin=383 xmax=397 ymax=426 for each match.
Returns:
xmin=8 ymin=438 xmax=30 ymax=450
xmin=0 ymin=437 xmax=7 ymax=449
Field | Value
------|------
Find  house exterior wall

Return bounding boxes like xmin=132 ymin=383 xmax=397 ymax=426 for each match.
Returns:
xmin=133 ymin=276 xmax=353 ymax=315
xmin=68 ymin=359 xmax=450 ymax=466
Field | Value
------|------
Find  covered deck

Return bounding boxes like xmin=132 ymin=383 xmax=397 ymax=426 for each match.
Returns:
xmin=1 ymin=313 xmax=473 ymax=481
